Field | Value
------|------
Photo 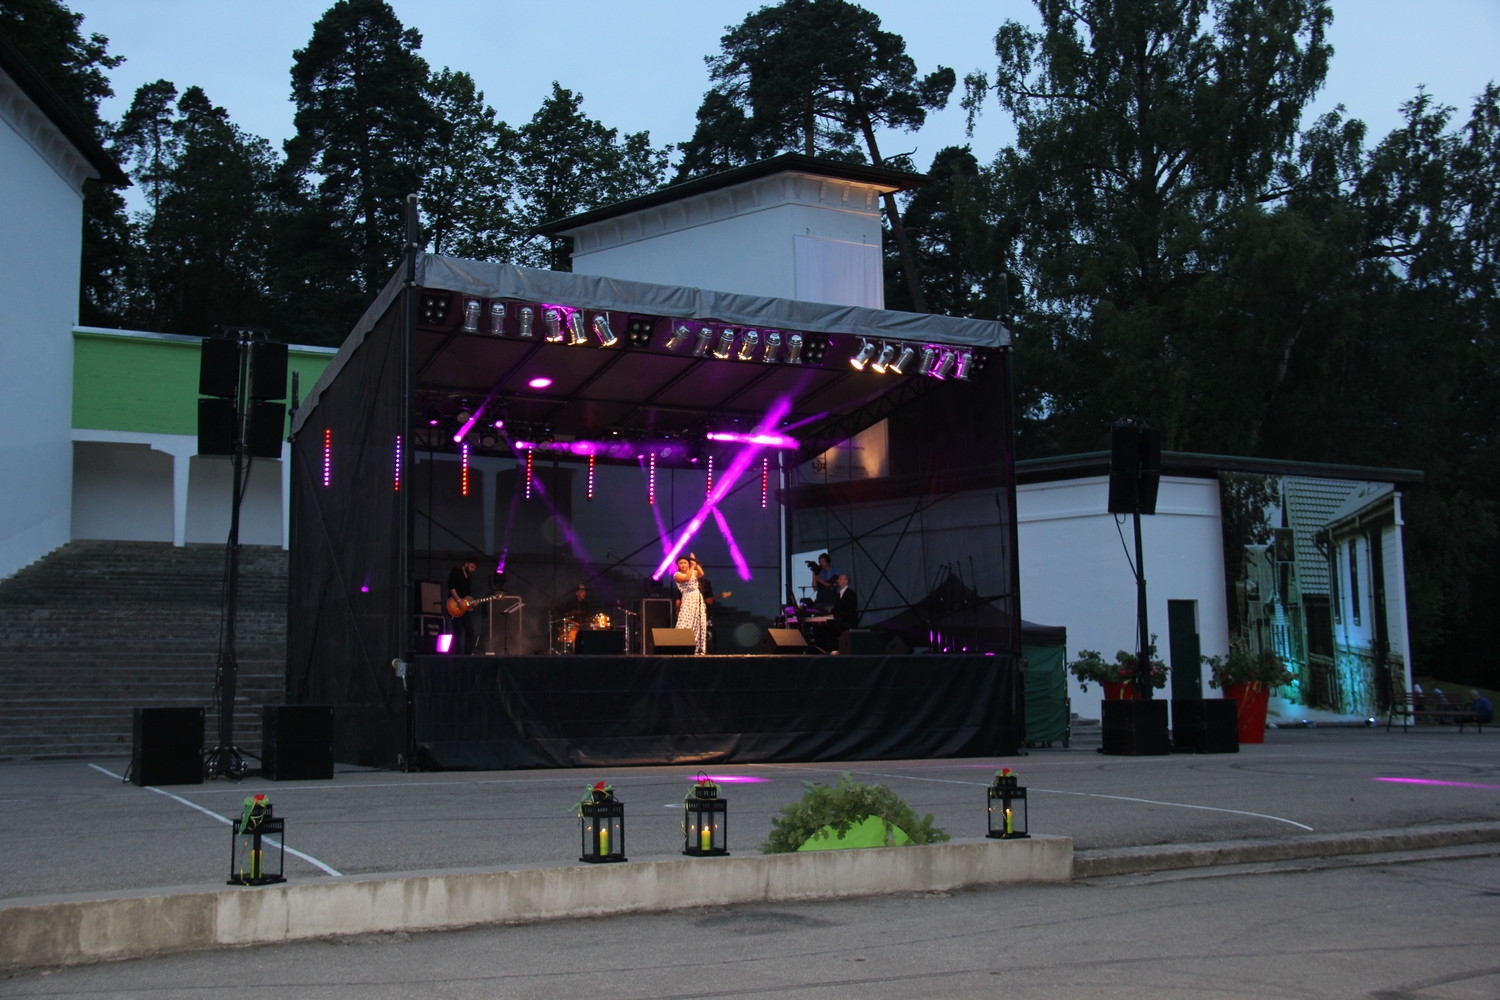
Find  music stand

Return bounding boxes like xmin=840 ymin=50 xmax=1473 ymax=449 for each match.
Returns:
xmin=486 ymin=596 xmax=525 ymax=655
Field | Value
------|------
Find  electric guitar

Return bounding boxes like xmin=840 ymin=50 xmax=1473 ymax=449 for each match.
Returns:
xmin=446 ymin=592 xmax=506 ymax=619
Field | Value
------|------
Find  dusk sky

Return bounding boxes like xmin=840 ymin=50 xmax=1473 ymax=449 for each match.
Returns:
xmin=67 ymin=0 xmax=1500 ymax=196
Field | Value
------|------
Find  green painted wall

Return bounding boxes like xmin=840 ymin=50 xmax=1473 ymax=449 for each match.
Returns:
xmin=72 ymin=331 xmax=335 ymax=436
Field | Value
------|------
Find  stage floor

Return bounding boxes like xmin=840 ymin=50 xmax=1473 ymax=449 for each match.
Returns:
xmin=407 ymin=653 xmax=1021 ymax=769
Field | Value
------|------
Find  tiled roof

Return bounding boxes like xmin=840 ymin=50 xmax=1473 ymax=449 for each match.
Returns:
xmin=1282 ymin=478 xmax=1370 ymax=594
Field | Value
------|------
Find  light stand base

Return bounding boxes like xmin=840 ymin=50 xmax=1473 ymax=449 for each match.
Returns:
xmin=204 ymin=745 xmax=250 ymax=779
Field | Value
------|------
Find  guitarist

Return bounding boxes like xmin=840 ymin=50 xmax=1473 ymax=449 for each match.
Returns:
xmin=446 ymin=557 xmax=482 ymax=654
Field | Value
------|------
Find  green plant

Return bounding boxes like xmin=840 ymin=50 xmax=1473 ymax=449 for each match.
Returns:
xmin=571 ymin=779 xmax=613 ymax=816
xmin=1203 ymin=642 xmax=1294 ymax=689
xmin=1067 ymin=644 xmax=1169 ymax=691
xmin=760 ymin=774 xmax=949 ymax=854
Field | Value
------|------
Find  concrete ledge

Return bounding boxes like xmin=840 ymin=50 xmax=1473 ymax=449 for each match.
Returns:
xmin=1073 ymin=821 xmax=1500 ymax=879
xmin=0 ymin=835 xmax=1070 ymax=970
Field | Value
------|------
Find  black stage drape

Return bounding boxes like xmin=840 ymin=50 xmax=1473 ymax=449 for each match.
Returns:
xmin=408 ymin=653 xmax=1020 ymax=769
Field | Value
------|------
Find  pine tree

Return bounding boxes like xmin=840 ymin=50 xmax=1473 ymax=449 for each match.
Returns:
xmin=677 ymin=0 xmax=954 ymax=309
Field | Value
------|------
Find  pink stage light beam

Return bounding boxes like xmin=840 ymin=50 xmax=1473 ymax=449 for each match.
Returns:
xmin=652 ymin=398 xmax=792 ymax=579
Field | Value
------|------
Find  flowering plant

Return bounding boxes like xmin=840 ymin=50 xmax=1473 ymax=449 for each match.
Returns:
xmin=1203 ymin=642 xmax=1293 ymax=689
xmin=573 ymin=780 xmax=614 ymax=815
xmin=685 ymin=772 xmax=719 ymax=802
xmin=1067 ymin=645 xmax=1169 ymax=691
xmin=238 ymin=793 xmax=270 ymax=830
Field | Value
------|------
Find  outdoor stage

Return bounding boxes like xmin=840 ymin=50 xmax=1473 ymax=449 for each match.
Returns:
xmin=406 ymin=653 xmax=1021 ymax=770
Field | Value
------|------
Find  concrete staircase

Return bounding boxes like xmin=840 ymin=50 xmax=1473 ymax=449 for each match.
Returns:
xmin=0 ymin=540 xmax=287 ymax=761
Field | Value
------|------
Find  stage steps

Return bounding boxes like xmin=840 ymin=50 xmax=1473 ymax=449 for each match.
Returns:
xmin=0 ymin=540 xmax=288 ymax=761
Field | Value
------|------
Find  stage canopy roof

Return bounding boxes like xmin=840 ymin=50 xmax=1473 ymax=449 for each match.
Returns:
xmin=293 ymin=254 xmax=1010 ymax=464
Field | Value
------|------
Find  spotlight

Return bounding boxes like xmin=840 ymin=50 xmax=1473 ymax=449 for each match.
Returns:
xmin=665 ymin=324 xmax=692 ymax=351
xmin=916 ymin=346 xmax=939 ymax=376
xmin=692 ymin=327 xmax=713 ymax=357
xmin=568 ymin=311 xmax=588 ymax=346
xmin=736 ymin=329 xmax=759 ymax=361
xmin=713 ymin=328 xmax=735 ymax=359
xmin=849 ymin=338 xmax=876 ymax=370
xmin=761 ymin=331 xmax=781 ymax=363
xmin=518 ymin=306 xmax=535 ymax=338
xmin=933 ymin=349 xmax=956 ymax=379
xmin=871 ymin=341 xmax=896 ymax=373
xmin=787 ymin=333 xmax=804 ymax=364
xmin=953 ymin=350 xmax=973 ymax=380
xmin=626 ymin=316 xmax=653 ymax=346
xmin=461 ymin=298 xmax=482 ymax=332
xmin=592 ymin=314 xmax=619 ymax=347
xmin=488 ymin=302 xmax=506 ymax=336
xmin=419 ymin=293 xmax=450 ymax=324
xmin=455 ymin=402 xmax=473 ymax=425
xmin=543 ymin=309 xmax=564 ymax=342
xmin=803 ymin=336 xmax=828 ymax=365
xmin=888 ymin=345 xmax=917 ymax=374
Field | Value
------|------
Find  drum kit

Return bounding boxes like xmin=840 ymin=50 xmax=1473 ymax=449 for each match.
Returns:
xmin=551 ymin=606 xmax=634 ymax=654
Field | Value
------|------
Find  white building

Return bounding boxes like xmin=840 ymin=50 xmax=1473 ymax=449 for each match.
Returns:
xmin=0 ymin=36 xmax=127 ymax=579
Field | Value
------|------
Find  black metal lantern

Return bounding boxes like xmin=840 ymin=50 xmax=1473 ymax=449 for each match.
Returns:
xmin=228 ymin=794 xmax=286 ymax=885
xmin=578 ymin=783 xmax=626 ymax=863
xmin=986 ymin=770 xmax=1029 ymax=839
xmin=682 ymin=774 xmax=729 ymax=857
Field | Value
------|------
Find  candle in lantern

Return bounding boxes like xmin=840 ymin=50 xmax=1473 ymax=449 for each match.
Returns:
xmin=599 ymin=825 xmax=610 ymax=856
xmin=700 ymin=823 xmax=712 ymax=852
xmin=1004 ymin=807 xmax=1013 ymax=836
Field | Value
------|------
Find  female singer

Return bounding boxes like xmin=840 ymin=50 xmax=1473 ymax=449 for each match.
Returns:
xmin=673 ymin=552 xmax=707 ymax=654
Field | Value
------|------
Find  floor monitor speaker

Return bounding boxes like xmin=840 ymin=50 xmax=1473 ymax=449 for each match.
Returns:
xmin=651 ymin=627 xmax=697 ymax=655
xmin=131 ymin=707 xmax=204 ymax=786
xmin=639 ymin=599 xmax=674 ymax=653
xmin=758 ymin=628 xmax=807 ymax=654
xmin=575 ymin=629 xmax=627 ymax=655
xmin=838 ymin=629 xmax=886 ymax=655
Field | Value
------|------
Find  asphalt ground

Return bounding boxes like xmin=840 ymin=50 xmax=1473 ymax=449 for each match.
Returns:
xmin=2 ymin=723 xmax=1496 ymax=904
xmin=5 ymin=853 xmax=1497 ymax=999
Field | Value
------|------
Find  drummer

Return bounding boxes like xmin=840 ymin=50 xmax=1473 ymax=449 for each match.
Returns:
xmin=564 ymin=584 xmax=591 ymax=627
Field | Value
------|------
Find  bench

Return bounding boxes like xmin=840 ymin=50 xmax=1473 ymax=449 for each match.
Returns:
xmin=1386 ymin=689 xmax=1483 ymax=733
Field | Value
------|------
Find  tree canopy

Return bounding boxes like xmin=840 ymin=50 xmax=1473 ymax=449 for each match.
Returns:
xmin=678 ymin=0 xmax=955 ymax=309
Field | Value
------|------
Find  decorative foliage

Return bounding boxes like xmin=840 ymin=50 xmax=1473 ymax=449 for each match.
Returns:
xmin=1203 ymin=642 xmax=1294 ymax=689
xmin=238 ymin=792 xmax=270 ymax=828
xmin=1067 ymin=645 xmax=1169 ymax=691
xmin=761 ymin=773 xmax=948 ymax=854
xmin=572 ymin=779 xmax=613 ymax=816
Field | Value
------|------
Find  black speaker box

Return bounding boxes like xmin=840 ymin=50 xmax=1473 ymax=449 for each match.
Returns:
xmin=245 ymin=400 xmax=286 ymax=458
xmin=197 ymin=398 xmax=237 ymax=456
xmin=575 ymin=629 xmax=626 ymax=655
xmin=1172 ymin=698 xmax=1239 ymax=753
xmin=838 ymin=629 xmax=886 ymax=655
xmin=131 ymin=707 xmax=204 ymax=786
xmin=758 ymin=628 xmax=807 ymax=654
xmin=1101 ymin=699 xmax=1171 ymax=756
xmin=639 ymin=598 xmax=674 ymax=653
xmin=651 ymin=627 xmax=697 ymax=655
xmin=247 ymin=340 xmax=288 ymax=400
xmin=262 ymin=705 xmax=335 ymax=780
xmin=199 ymin=338 xmax=239 ymax=398
xmin=1107 ymin=422 xmax=1161 ymax=516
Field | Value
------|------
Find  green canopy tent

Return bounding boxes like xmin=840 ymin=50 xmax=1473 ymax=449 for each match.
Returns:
xmin=1022 ymin=620 xmax=1068 ymax=747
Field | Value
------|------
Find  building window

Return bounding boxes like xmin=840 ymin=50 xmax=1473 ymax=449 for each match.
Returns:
xmin=1348 ymin=543 xmax=1361 ymax=627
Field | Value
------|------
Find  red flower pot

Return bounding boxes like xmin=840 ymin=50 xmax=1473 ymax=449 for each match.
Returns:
xmin=1224 ymin=681 xmax=1270 ymax=743
xmin=1101 ymin=681 xmax=1138 ymax=701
